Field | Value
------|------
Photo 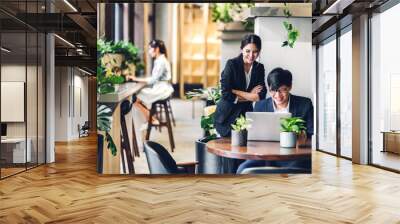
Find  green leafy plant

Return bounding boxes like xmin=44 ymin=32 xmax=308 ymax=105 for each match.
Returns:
xmin=97 ymin=104 xmax=117 ymax=156
xmin=97 ymin=39 xmax=145 ymax=94
xmin=231 ymin=115 xmax=252 ymax=131
xmin=281 ymin=3 xmax=299 ymax=48
xmin=280 ymin=117 xmax=306 ymax=134
xmin=186 ymin=86 xmax=222 ymax=141
xmin=211 ymin=3 xmax=255 ymax=31
xmin=186 ymin=85 xmax=221 ymax=105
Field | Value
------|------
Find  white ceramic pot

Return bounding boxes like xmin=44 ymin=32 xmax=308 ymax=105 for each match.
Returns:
xmin=231 ymin=130 xmax=248 ymax=146
xmin=280 ymin=132 xmax=297 ymax=148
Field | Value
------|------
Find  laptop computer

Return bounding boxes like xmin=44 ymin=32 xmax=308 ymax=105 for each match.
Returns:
xmin=246 ymin=112 xmax=291 ymax=141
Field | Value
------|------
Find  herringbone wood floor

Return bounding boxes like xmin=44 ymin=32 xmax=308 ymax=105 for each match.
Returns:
xmin=0 ymin=135 xmax=400 ymax=223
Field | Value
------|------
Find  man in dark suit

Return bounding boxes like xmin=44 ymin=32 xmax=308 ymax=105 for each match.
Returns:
xmin=236 ymin=67 xmax=313 ymax=174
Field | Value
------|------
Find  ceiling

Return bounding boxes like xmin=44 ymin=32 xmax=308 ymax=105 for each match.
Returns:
xmin=0 ymin=0 xmax=97 ymax=74
xmin=312 ymin=0 xmax=390 ymax=43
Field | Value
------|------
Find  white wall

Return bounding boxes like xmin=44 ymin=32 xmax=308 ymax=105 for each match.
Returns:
xmin=220 ymin=40 xmax=242 ymax=74
xmin=254 ymin=17 xmax=313 ymax=100
xmin=54 ymin=67 xmax=89 ymax=141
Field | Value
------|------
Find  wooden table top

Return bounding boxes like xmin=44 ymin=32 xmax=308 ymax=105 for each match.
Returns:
xmin=97 ymin=82 xmax=146 ymax=103
xmin=206 ymin=138 xmax=311 ymax=160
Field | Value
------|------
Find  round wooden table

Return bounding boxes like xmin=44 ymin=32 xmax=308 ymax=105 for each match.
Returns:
xmin=206 ymin=138 xmax=311 ymax=161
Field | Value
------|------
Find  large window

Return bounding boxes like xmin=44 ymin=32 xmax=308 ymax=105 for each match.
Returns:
xmin=317 ymin=36 xmax=337 ymax=154
xmin=371 ymin=3 xmax=400 ymax=171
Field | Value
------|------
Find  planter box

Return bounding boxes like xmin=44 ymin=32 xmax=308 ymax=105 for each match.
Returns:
xmin=195 ymin=138 xmax=222 ymax=174
xmin=218 ymin=21 xmax=246 ymax=31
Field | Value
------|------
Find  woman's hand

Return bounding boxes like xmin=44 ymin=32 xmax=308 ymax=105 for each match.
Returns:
xmin=250 ymin=85 xmax=263 ymax=94
xmin=232 ymin=87 xmax=262 ymax=102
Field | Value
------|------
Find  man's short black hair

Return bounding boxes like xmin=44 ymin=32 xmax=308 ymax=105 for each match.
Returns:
xmin=267 ymin=67 xmax=293 ymax=91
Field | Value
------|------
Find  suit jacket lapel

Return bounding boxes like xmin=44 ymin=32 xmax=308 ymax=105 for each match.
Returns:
xmin=266 ymin=98 xmax=274 ymax=112
xmin=288 ymin=94 xmax=296 ymax=116
xmin=246 ymin=62 xmax=257 ymax=92
xmin=236 ymin=55 xmax=246 ymax=91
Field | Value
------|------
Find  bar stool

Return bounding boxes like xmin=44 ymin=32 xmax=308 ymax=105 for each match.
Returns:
xmin=145 ymin=98 xmax=175 ymax=152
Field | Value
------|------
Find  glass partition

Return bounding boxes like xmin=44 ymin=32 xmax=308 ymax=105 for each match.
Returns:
xmin=0 ymin=0 xmax=46 ymax=179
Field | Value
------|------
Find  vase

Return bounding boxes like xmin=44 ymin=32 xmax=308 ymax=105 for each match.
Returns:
xmin=231 ymin=130 xmax=247 ymax=146
xmin=280 ymin=132 xmax=297 ymax=148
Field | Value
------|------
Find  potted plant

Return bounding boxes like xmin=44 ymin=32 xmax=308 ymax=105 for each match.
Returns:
xmin=280 ymin=117 xmax=306 ymax=148
xmin=211 ymin=3 xmax=255 ymax=31
xmin=97 ymin=39 xmax=145 ymax=94
xmin=186 ymin=86 xmax=222 ymax=174
xmin=231 ymin=115 xmax=252 ymax=146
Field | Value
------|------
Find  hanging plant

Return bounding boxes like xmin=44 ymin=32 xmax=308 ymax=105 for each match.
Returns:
xmin=281 ymin=3 xmax=299 ymax=48
xmin=97 ymin=104 xmax=117 ymax=156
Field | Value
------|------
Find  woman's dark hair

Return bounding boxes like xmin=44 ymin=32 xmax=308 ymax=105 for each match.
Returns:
xmin=149 ymin=39 xmax=167 ymax=58
xmin=267 ymin=67 xmax=293 ymax=91
xmin=240 ymin=34 xmax=262 ymax=51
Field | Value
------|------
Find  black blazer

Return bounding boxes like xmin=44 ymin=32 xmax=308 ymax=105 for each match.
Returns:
xmin=254 ymin=94 xmax=314 ymax=138
xmin=214 ymin=54 xmax=267 ymax=137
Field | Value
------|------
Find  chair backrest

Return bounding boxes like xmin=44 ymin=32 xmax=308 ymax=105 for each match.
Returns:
xmin=144 ymin=141 xmax=178 ymax=174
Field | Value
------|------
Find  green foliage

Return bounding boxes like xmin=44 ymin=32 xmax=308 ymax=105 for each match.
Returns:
xmin=186 ymin=85 xmax=221 ymax=105
xmin=281 ymin=4 xmax=300 ymax=48
xmin=97 ymin=39 xmax=144 ymax=94
xmin=231 ymin=115 xmax=252 ymax=131
xmin=211 ymin=3 xmax=255 ymax=31
xmin=201 ymin=114 xmax=217 ymax=141
xmin=97 ymin=104 xmax=117 ymax=157
xmin=280 ymin=117 xmax=306 ymax=134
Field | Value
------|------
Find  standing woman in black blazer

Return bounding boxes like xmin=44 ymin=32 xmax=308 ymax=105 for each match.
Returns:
xmin=214 ymin=34 xmax=267 ymax=137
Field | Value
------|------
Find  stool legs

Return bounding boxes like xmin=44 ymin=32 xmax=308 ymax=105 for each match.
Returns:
xmin=163 ymin=101 xmax=175 ymax=152
xmin=145 ymin=100 xmax=175 ymax=152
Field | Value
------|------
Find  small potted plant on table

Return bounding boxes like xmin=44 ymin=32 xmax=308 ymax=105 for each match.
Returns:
xmin=231 ymin=115 xmax=252 ymax=146
xmin=280 ymin=117 xmax=306 ymax=148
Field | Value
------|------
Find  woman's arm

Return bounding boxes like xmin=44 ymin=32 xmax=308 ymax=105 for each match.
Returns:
xmin=232 ymin=85 xmax=263 ymax=102
xmin=125 ymin=76 xmax=149 ymax=83
xmin=220 ymin=60 xmax=238 ymax=103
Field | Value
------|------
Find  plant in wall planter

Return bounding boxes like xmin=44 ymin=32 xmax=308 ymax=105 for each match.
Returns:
xmin=231 ymin=115 xmax=252 ymax=146
xmin=97 ymin=39 xmax=145 ymax=94
xmin=211 ymin=3 xmax=255 ymax=31
xmin=281 ymin=3 xmax=300 ymax=48
xmin=280 ymin=117 xmax=306 ymax=148
xmin=97 ymin=104 xmax=117 ymax=156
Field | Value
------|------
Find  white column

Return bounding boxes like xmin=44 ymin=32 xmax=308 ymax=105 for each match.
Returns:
xmin=352 ymin=14 xmax=369 ymax=164
xmin=46 ymin=33 xmax=55 ymax=163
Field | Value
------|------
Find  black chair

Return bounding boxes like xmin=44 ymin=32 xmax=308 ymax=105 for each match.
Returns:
xmin=78 ymin=121 xmax=90 ymax=138
xmin=144 ymin=141 xmax=197 ymax=174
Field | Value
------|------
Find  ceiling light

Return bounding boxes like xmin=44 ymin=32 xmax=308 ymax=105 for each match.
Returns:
xmin=1 ymin=47 xmax=11 ymax=53
xmin=54 ymin=34 xmax=75 ymax=48
xmin=322 ymin=0 xmax=354 ymax=15
xmin=78 ymin=67 xmax=93 ymax=76
xmin=63 ymin=0 xmax=78 ymax=12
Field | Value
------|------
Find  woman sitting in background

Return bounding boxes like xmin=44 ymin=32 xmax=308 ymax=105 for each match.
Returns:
xmin=126 ymin=39 xmax=174 ymax=125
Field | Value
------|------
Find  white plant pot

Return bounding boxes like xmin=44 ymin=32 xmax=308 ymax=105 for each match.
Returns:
xmin=280 ymin=132 xmax=297 ymax=148
xmin=231 ymin=130 xmax=248 ymax=146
